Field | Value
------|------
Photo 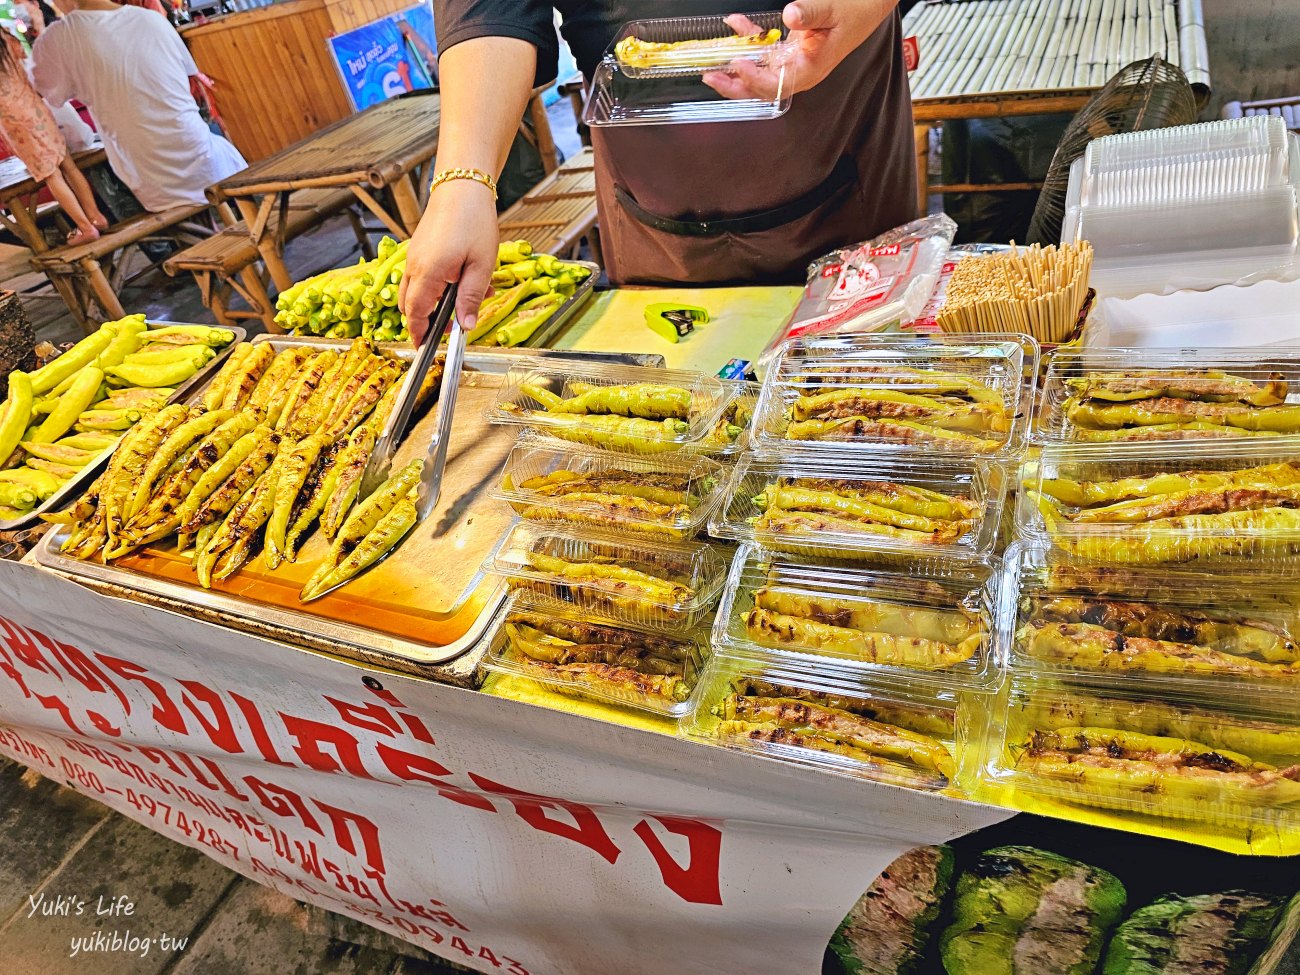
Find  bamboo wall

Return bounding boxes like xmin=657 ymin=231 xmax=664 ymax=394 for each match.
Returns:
xmin=182 ymin=0 xmax=415 ymax=161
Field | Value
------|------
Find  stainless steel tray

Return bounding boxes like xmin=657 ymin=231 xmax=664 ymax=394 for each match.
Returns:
xmin=35 ymin=339 xmax=659 ymax=677
xmin=478 ymin=260 xmax=599 ymax=350
xmin=0 ymin=320 xmax=246 ymax=532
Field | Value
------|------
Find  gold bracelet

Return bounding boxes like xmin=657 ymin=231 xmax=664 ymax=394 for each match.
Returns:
xmin=429 ymin=167 xmax=498 ymax=200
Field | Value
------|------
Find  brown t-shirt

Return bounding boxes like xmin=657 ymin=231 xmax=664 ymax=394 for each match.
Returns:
xmin=435 ymin=2 xmax=917 ymax=286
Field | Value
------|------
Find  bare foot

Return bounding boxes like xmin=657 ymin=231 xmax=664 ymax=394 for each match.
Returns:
xmin=66 ymin=227 xmax=101 ymax=246
xmin=90 ymin=214 xmax=109 ymax=231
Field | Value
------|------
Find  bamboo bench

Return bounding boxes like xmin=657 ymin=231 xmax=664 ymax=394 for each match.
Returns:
xmin=497 ymin=148 xmax=601 ymax=262
xmin=29 ymin=203 xmax=213 ymax=331
xmin=163 ymin=186 xmax=365 ymax=332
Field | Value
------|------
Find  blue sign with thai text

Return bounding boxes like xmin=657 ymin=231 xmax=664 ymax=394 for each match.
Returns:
xmin=329 ymin=8 xmax=435 ymax=112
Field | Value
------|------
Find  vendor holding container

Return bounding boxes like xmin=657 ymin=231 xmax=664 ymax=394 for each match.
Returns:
xmin=401 ymin=1 xmax=917 ymax=340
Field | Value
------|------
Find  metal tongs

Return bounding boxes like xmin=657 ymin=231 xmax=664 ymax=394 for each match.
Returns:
xmin=356 ymin=282 xmax=463 ymax=517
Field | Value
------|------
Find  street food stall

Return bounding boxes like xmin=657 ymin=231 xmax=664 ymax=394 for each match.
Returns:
xmin=2 ymin=13 xmax=1300 ymax=975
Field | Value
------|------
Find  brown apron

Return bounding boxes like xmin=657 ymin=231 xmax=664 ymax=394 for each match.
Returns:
xmin=590 ymin=12 xmax=917 ymax=286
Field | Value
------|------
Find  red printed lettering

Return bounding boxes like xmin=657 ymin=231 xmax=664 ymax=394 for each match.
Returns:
xmin=179 ymin=680 xmax=242 ymax=753
xmin=311 ymin=799 xmax=385 ymax=873
xmin=244 ymin=776 xmax=324 ymax=835
xmin=96 ymin=654 xmax=186 ymax=734
xmin=278 ymin=714 xmax=373 ymax=779
xmin=633 ymin=816 xmax=724 ymax=906
xmin=469 ymin=774 xmax=619 ymax=865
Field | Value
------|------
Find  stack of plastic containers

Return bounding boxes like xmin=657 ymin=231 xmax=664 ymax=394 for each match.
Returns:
xmin=1061 ymin=115 xmax=1300 ymax=298
xmin=993 ymin=347 xmax=1300 ymax=834
xmin=480 ymin=359 xmax=745 ymax=719
xmin=684 ymin=333 xmax=1039 ymax=794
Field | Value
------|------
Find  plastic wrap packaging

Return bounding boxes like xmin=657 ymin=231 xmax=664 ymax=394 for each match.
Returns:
xmin=684 ymin=652 xmax=979 ymax=793
xmin=1003 ymin=541 xmax=1300 ymax=706
xmin=1018 ymin=440 xmax=1300 ymax=567
xmin=679 ymin=380 xmax=760 ymax=459
xmin=712 ymin=544 xmax=1005 ymax=691
xmin=758 ymin=214 xmax=957 ymax=363
xmin=709 ymin=452 xmax=1007 ymax=561
xmin=585 ymin=13 xmax=794 ymax=127
xmin=488 ymin=359 xmax=736 ymax=454
xmin=495 ymin=435 xmax=727 ymax=540
xmin=754 ymin=333 xmax=1034 ymax=459
xmin=485 ymin=521 xmax=727 ymax=631
xmin=985 ymin=675 xmax=1300 ymax=834
xmin=481 ymin=592 xmax=708 ymax=716
xmin=1036 ymin=347 xmax=1300 ymax=444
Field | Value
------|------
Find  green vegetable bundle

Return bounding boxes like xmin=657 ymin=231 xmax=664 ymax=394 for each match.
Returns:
xmin=278 ymin=239 xmax=592 ymax=347
xmin=0 ymin=317 xmax=235 ymax=521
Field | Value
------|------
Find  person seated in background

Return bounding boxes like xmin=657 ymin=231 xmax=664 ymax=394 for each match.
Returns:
xmin=0 ymin=28 xmax=106 ymax=244
xmin=30 ymin=0 xmax=246 ymax=214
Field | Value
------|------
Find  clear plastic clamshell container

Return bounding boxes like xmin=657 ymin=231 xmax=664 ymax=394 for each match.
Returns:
xmin=488 ymin=358 xmax=735 ymax=453
xmin=585 ymin=13 xmax=792 ymax=127
xmin=1077 ymin=116 xmax=1294 ymax=207
xmin=1018 ymin=439 xmax=1300 ymax=567
xmin=495 ymin=434 xmax=727 ymax=540
xmin=1036 ymin=346 xmax=1300 ymax=444
xmin=709 ymin=452 xmax=1008 ymax=560
xmin=1003 ymin=540 xmax=1300 ymax=705
xmin=684 ymin=653 xmax=977 ymax=793
xmin=984 ymin=675 xmax=1300 ymax=833
xmin=1060 ymin=117 xmax=1300 ymax=297
xmin=754 ymin=333 xmax=1036 ymax=459
xmin=480 ymin=591 xmax=708 ymax=717
xmin=712 ymin=543 xmax=1005 ymax=691
xmin=679 ymin=380 xmax=760 ymax=459
xmin=485 ymin=521 xmax=728 ymax=631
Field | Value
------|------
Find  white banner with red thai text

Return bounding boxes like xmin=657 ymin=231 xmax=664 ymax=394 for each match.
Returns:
xmin=0 ymin=561 xmax=1010 ymax=974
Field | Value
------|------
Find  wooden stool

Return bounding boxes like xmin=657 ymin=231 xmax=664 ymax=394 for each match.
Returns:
xmin=165 ymin=187 xmax=365 ymax=333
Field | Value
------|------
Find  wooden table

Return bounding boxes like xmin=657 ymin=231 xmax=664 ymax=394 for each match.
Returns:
xmin=903 ymin=0 xmax=1211 ymax=213
xmin=0 ymin=148 xmax=107 ymax=254
xmin=0 ymin=148 xmax=110 ymax=325
xmin=210 ymin=91 xmax=441 ymax=292
xmin=497 ymin=147 xmax=600 ymax=261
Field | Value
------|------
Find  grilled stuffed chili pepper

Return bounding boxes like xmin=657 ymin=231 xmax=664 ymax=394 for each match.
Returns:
xmin=523 ymin=660 xmax=692 ymax=705
xmin=541 ymin=382 xmax=692 ymax=420
xmin=1023 ymin=692 xmax=1300 ymax=766
xmin=755 ymin=587 xmax=982 ymax=646
xmin=1101 ymin=890 xmax=1284 ymax=975
xmin=746 ymin=607 xmax=981 ymax=669
xmin=1066 ymin=369 xmax=1287 ymax=406
xmin=785 ymin=477 xmax=978 ymax=521
xmin=786 ymin=416 xmax=1002 ymax=452
xmin=733 ymin=677 xmax=954 ymax=739
xmin=1019 ymin=728 xmax=1300 ymax=806
xmin=1028 ymin=596 xmax=1298 ymax=663
xmin=1038 ymin=462 xmax=1300 ymax=507
xmin=1019 ymin=620 xmax=1300 ymax=680
xmin=940 ymin=846 xmax=1126 ymax=975
xmin=714 ymin=694 xmax=955 ymax=779
xmin=831 ymin=845 xmax=955 ymax=975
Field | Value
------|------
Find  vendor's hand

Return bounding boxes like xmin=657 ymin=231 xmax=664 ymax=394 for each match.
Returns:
xmin=702 ymin=2 xmax=898 ymax=100
xmin=398 ymin=180 xmax=498 ymax=345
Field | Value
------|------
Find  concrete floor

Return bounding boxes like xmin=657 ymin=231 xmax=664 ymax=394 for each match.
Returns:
xmin=0 ymin=757 xmax=468 ymax=974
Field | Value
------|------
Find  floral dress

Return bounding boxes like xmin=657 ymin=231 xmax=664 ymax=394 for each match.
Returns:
xmin=0 ymin=33 xmax=65 ymax=181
